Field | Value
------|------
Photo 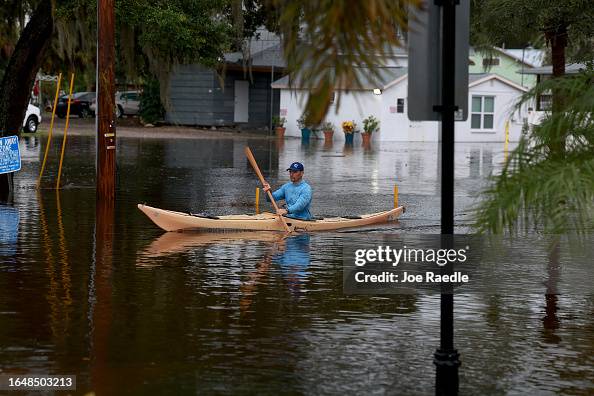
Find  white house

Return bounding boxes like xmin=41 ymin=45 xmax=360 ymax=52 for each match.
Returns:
xmin=272 ymin=68 xmax=529 ymax=142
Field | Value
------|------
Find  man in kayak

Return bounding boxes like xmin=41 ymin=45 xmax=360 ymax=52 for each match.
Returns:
xmin=263 ymin=162 xmax=313 ymax=220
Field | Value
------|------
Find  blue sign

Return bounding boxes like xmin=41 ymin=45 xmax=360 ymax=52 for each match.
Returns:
xmin=0 ymin=135 xmax=21 ymax=174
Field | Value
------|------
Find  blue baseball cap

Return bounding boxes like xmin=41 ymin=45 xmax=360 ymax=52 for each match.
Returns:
xmin=286 ymin=162 xmax=304 ymax=172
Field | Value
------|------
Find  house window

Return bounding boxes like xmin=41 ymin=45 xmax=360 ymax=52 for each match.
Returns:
xmin=471 ymin=96 xmax=495 ymax=130
xmin=537 ymin=94 xmax=552 ymax=111
xmin=483 ymin=58 xmax=500 ymax=67
xmin=396 ymin=98 xmax=405 ymax=113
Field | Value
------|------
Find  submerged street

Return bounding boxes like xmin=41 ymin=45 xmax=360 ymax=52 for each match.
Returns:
xmin=1 ymin=130 xmax=593 ymax=394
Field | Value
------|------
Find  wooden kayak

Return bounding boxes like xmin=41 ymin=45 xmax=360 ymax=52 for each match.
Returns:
xmin=137 ymin=203 xmax=405 ymax=232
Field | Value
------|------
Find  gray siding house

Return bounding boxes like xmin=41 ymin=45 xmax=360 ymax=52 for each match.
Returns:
xmin=165 ymin=31 xmax=286 ymax=130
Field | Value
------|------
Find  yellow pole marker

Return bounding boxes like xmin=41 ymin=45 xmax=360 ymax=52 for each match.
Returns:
xmin=504 ymin=120 xmax=510 ymax=162
xmin=394 ymin=184 xmax=399 ymax=208
xmin=56 ymin=73 xmax=74 ymax=189
xmin=37 ymin=72 xmax=62 ymax=188
xmin=255 ymin=187 xmax=260 ymax=214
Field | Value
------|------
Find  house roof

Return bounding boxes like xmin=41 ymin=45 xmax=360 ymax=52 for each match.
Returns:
xmin=224 ymin=28 xmax=286 ymax=68
xmin=468 ymin=73 xmax=490 ymax=84
xmin=224 ymin=27 xmax=411 ymax=70
xmin=496 ymin=48 xmax=545 ymax=68
xmin=468 ymin=73 xmax=528 ymax=92
xmin=518 ymin=63 xmax=587 ymax=75
xmin=470 ymin=46 xmax=545 ymax=68
xmin=250 ymin=44 xmax=286 ymax=68
xmin=273 ymin=70 xmax=528 ymax=93
xmin=271 ymin=67 xmax=408 ymax=90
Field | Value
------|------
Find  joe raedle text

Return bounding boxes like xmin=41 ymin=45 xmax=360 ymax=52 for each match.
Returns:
xmin=343 ymin=244 xmax=474 ymax=294
xmin=355 ymin=270 xmax=469 ymax=284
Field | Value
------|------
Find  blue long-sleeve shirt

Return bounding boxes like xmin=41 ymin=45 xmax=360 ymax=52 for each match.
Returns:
xmin=267 ymin=181 xmax=313 ymax=220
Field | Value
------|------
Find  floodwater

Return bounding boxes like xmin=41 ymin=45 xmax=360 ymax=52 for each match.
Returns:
xmin=1 ymin=133 xmax=593 ymax=395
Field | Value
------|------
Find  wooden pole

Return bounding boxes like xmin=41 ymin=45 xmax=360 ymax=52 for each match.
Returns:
xmin=244 ymin=146 xmax=292 ymax=233
xmin=56 ymin=73 xmax=75 ymax=189
xmin=37 ymin=72 xmax=62 ymax=188
xmin=504 ymin=120 xmax=510 ymax=162
xmin=255 ymin=187 xmax=260 ymax=214
xmin=96 ymin=0 xmax=116 ymax=201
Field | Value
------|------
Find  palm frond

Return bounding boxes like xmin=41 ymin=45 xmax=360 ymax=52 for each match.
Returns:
xmin=475 ymin=70 xmax=594 ymax=234
xmin=277 ymin=0 xmax=421 ymax=124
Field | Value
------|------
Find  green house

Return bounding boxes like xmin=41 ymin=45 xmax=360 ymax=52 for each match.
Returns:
xmin=469 ymin=47 xmax=544 ymax=88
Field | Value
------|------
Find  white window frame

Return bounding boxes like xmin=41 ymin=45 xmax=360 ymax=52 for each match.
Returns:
xmin=471 ymin=95 xmax=495 ymax=131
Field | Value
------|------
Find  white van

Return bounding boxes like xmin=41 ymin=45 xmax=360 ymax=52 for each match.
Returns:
xmin=23 ymin=104 xmax=42 ymax=133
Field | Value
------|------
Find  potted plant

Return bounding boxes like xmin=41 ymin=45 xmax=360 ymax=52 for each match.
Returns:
xmin=362 ymin=115 xmax=379 ymax=145
xmin=272 ymin=116 xmax=286 ymax=138
xmin=297 ymin=115 xmax=311 ymax=140
xmin=341 ymin=120 xmax=358 ymax=145
xmin=321 ymin=121 xmax=335 ymax=141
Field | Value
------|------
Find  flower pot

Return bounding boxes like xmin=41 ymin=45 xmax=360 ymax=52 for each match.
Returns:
xmin=275 ymin=126 xmax=286 ymax=138
xmin=323 ymin=130 xmax=334 ymax=141
xmin=344 ymin=133 xmax=354 ymax=145
xmin=361 ymin=132 xmax=372 ymax=146
xmin=301 ymin=128 xmax=311 ymax=140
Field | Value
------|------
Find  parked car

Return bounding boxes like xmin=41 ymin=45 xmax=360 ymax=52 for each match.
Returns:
xmin=56 ymin=92 xmax=96 ymax=118
xmin=116 ymin=91 xmax=140 ymax=118
xmin=22 ymin=103 xmax=42 ymax=133
xmin=89 ymin=90 xmax=141 ymax=118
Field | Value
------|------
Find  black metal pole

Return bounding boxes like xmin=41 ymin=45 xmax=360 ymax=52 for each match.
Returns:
xmin=433 ymin=0 xmax=460 ymax=394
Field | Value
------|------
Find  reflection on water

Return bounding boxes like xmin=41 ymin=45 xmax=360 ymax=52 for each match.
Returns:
xmin=90 ymin=198 xmax=115 ymax=395
xmin=272 ymin=234 xmax=310 ymax=298
xmin=0 ymin=205 xmax=19 ymax=256
xmin=542 ymin=241 xmax=561 ymax=344
xmin=0 ymin=135 xmax=593 ymax=394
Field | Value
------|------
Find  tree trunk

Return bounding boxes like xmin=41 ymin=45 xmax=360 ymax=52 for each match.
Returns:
xmin=548 ymin=26 xmax=567 ymax=80
xmin=545 ymin=25 xmax=567 ymax=158
xmin=0 ymin=1 xmax=54 ymax=199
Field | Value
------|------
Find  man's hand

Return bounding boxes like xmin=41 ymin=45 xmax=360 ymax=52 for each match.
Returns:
xmin=276 ymin=208 xmax=288 ymax=216
xmin=263 ymin=182 xmax=271 ymax=193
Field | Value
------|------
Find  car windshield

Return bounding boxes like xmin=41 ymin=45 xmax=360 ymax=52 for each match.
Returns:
xmin=60 ymin=92 xmax=95 ymax=100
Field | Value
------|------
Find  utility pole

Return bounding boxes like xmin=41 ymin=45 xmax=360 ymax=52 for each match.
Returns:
xmin=96 ymin=0 xmax=116 ymax=202
xmin=93 ymin=5 xmax=115 ymax=390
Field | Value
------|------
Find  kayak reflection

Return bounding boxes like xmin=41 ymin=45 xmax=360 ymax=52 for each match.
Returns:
xmin=137 ymin=231 xmax=284 ymax=263
xmin=137 ymin=231 xmax=311 ymax=308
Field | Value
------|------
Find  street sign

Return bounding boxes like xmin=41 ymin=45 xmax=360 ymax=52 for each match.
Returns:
xmin=0 ymin=136 xmax=21 ymax=175
xmin=407 ymin=0 xmax=470 ymax=121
